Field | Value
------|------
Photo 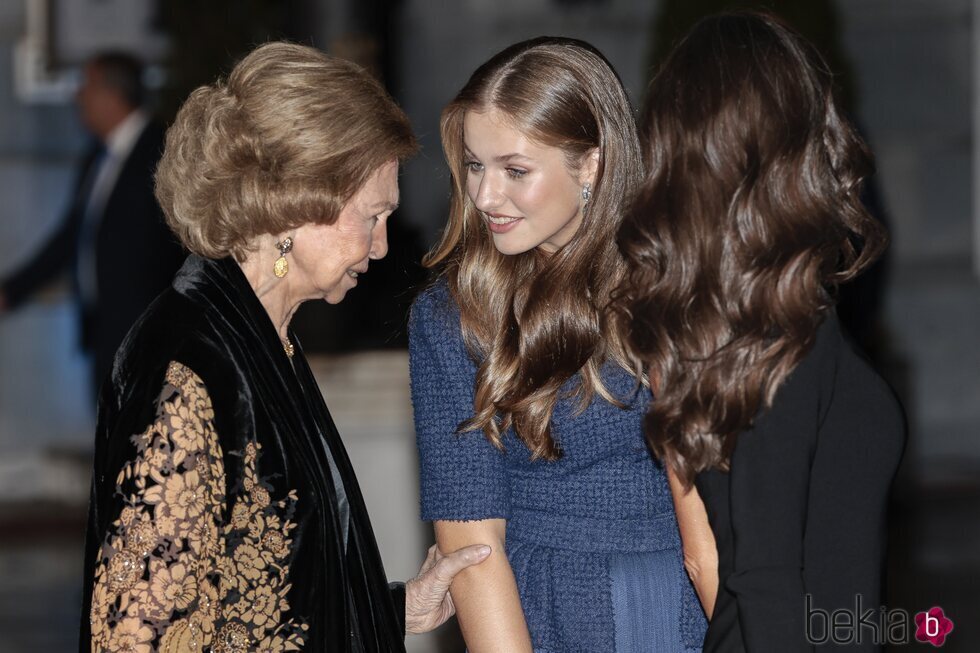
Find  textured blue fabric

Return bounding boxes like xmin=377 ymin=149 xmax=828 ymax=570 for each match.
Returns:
xmin=611 ymin=550 xmax=704 ymax=652
xmin=409 ymin=281 xmax=707 ymax=652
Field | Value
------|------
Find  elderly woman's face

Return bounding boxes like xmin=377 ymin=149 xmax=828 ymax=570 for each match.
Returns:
xmin=291 ymin=161 xmax=399 ymax=304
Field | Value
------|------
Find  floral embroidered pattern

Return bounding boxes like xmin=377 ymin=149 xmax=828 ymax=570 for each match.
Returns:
xmin=89 ymin=361 xmax=308 ymax=652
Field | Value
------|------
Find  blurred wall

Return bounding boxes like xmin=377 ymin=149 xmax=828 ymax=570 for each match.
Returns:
xmin=836 ymin=0 xmax=980 ymax=480
xmin=841 ymin=0 xmax=971 ymax=264
xmin=0 ymin=2 xmax=93 ymax=493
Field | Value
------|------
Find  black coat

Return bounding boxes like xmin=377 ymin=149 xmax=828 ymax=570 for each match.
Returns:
xmin=1 ymin=121 xmax=184 ymax=391
xmin=695 ymin=313 xmax=906 ymax=652
xmin=80 ymin=255 xmax=406 ymax=652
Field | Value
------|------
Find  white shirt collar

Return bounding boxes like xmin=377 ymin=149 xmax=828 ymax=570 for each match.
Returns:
xmin=104 ymin=109 xmax=149 ymax=159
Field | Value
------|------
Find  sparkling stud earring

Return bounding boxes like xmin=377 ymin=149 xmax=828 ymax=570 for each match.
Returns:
xmin=582 ymin=183 xmax=592 ymax=204
xmin=273 ymin=237 xmax=293 ymax=278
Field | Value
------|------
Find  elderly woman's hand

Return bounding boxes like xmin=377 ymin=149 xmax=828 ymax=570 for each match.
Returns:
xmin=405 ymin=543 xmax=491 ymax=634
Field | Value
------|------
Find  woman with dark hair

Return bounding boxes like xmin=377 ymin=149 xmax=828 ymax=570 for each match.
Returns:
xmin=410 ymin=37 xmax=705 ymax=652
xmin=616 ymin=12 xmax=905 ymax=652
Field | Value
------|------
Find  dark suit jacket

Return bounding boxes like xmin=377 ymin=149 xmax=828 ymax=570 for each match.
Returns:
xmin=2 ymin=119 xmax=185 ymax=391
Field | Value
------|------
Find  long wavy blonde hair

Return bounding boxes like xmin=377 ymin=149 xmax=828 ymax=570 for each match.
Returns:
xmin=425 ymin=37 xmax=643 ymax=460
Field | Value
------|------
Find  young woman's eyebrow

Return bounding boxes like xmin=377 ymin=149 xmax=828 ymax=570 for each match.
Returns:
xmin=462 ymin=147 xmax=532 ymax=164
xmin=494 ymin=153 xmax=533 ymax=163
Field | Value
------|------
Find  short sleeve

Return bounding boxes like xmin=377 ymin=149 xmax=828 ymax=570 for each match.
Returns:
xmin=409 ymin=284 xmax=511 ymax=521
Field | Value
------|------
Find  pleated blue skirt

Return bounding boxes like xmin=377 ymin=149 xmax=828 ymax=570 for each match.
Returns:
xmin=610 ymin=549 xmax=704 ymax=652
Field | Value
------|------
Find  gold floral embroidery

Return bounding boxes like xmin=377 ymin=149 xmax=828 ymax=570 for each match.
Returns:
xmin=89 ymin=361 xmax=308 ymax=652
xmin=107 ymin=615 xmax=154 ymax=653
xmin=106 ymin=551 xmax=144 ymax=593
xmin=214 ymin=622 xmax=249 ymax=653
xmin=126 ymin=521 xmax=157 ymax=557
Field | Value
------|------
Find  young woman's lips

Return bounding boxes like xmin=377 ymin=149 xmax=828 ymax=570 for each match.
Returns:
xmin=485 ymin=213 xmax=523 ymax=234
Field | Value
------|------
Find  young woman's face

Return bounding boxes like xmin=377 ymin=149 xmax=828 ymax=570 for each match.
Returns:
xmin=463 ymin=109 xmax=595 ymax=255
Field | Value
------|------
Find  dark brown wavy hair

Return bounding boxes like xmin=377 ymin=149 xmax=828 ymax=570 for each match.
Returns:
xmin=614 ymin=12 xmax=887 ymax=485
xmin=426 ymin=37 xmax=643 ymax=460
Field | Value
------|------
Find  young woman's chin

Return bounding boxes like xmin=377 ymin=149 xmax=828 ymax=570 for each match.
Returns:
xmin=490 ymin=232 xmax=536 ymax=256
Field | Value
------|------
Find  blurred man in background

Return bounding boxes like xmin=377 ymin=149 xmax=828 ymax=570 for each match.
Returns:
xmin=0 ymin=52 xmax=184 ymax=398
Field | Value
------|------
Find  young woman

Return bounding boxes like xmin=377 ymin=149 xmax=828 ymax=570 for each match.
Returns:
xmin=409 ymin=37 xmax=706 ymax=652
xmin=616 ymin=13 xmax=906 ymax=651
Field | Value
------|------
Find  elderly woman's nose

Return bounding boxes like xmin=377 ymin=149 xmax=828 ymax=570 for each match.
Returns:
xmin=369 ymin=221 xmax=389 ymax=260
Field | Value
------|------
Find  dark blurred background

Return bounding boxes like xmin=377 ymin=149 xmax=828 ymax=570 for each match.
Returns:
xmin=0 ymin=1 xmax=976 ymax=651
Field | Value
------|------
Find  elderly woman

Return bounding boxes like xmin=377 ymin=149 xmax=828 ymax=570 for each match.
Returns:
xmin=80 ymin=42 xmax=488 ymax=652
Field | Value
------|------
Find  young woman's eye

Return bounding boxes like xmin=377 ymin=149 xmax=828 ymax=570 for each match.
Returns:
xmin=506 ymin=167 xmax=528 ymax=179
xmin=464 ymin=160 xmax=484 ymax=173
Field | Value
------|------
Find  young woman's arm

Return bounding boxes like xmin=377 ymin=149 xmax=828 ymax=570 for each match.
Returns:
xmin=667 ymin=466 xmax=719 ymax=618
xmin=434 ymin=519 xmax=533 ymax=652
xmin=410 ymin=289 xmax=530 ymax=650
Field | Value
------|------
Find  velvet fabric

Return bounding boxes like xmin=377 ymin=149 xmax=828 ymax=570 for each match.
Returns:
xmin=79 ymin=255 xmax=406 ymax=651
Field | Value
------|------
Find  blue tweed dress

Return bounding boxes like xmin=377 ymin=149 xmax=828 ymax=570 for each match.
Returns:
xmin=409 ymin=281 xmax=706 ymax=652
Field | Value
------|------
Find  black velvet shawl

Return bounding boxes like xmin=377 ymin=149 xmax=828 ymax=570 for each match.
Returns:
xmin=79 ymin=255 xmax=406 ymax=651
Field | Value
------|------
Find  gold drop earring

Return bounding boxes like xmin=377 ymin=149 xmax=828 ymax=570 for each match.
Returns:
xmin=273 ymin=237 xmax=293 ymax=278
